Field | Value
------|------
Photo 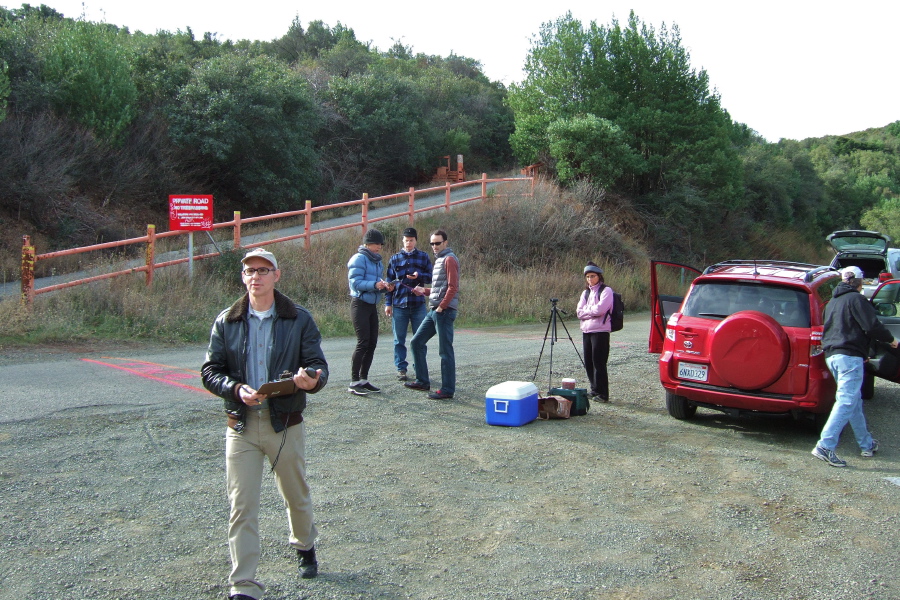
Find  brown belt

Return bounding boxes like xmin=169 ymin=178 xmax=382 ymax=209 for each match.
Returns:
xmin=227 ymin=410 xmax=304 ymax=431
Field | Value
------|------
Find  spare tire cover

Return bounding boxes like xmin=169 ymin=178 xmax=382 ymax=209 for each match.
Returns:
xmin=709 ymin=311 xmax=790 ymax=390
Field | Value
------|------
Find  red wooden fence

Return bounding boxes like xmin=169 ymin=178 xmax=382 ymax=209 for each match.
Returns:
xmin=20 ymin=174 xmax=534 ymax=304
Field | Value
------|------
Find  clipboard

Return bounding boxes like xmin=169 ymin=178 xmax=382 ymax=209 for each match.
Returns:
xmin=256 ymin=379 xmax=296 ymax=397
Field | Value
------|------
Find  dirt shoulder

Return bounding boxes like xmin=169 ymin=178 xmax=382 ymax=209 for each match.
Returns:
xmin=1 ymin=317 xmax=899 ymax=599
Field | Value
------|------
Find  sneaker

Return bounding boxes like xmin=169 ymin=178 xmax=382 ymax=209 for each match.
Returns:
xmin=348 ymin=382 xmax=368 ymax=396
xmin=297 ymin=547 xmax=318 ymax=579
xmin=812 ymin=445 xmax=847 ymax=467
xmin=427 ymin=389 xmax=454 ymax=400
xmin=404 ymin=380 xmax=430 ymax=391
xmin=397 ymin=370 xmax=408 ymax=381
xmin=861 ymin=439 xmax=879 ymax=457
xmin=360 ymin=380 xmax=381 ymax=393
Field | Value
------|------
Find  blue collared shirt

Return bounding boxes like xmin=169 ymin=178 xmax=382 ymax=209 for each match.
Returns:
xmin=246 ymin=304 xmax=275 ymax=410
xmin=385 ymin=248 xmax=433 ymax=308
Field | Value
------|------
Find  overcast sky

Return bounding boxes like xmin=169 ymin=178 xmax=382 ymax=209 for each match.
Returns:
xmin=14 ymin=0 xmax=898 ymax=143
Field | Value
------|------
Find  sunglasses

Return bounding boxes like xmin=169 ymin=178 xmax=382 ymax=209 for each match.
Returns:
xmin=430 ymin=241 xmax=444 ymax=246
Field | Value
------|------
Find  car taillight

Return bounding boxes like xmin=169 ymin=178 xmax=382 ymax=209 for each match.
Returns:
xmin=879 ymin=272 xmax=892 ymax=282
xmin=810 ymin=325 xmax=824 ymax=356
xmin=666 ymin=313 xmax=681 ymax=342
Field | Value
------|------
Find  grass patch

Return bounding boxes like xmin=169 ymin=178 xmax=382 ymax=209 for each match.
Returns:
xmin=2 ymin=179 xmax=830 ymax=346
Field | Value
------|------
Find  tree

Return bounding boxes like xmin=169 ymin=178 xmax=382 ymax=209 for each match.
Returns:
xmin=326 ymin=71 xmax=432 ymax=191
xmin=41 ymin=20 xmax=137 ymax=142
xmin=861 ymin=197 xmax=900 ymax=242
xmin=508 ymin=11 xmax=742 ymax=210
xmin=319 ymin=35 xmax=373 ymax=78
xmin=547 ymin=114 xmax=633 ymax=187
xmin=167 ymin=53 xmax=321 ymax=211
xmin=0 ymin=58 xmax=9 ymax=121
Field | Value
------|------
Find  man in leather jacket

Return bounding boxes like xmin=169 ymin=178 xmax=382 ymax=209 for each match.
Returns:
xmin=201 ymin=248 xmax=329 ymax=600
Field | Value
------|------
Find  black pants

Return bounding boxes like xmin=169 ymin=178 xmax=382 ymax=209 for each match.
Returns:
xmin=350 ymin=298 xmax=379 ymax=381
xmin=583 ymin=331 xmax=610 ymax=400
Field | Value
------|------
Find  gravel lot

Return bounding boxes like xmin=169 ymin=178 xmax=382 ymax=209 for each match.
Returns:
xmin=2 ymin=314 xmax=900 ymax=600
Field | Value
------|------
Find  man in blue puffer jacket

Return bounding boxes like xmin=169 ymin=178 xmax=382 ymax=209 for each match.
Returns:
xmin=347 ymin=229 xmax=394 ymax=395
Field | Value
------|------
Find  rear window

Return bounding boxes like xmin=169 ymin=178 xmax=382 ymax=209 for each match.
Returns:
xmin=682 ymin=282 xmax=811 ymax=327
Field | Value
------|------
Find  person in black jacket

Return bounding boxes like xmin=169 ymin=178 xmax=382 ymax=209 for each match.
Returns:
xmin=201 ymin=248 xmax=329 ymax=600
xmin=812 ymin=266 xmax=897 ymax=467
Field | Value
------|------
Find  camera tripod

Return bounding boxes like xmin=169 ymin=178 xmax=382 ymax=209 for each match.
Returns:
xmin=532 ymin=298 xmax=585 ymax=392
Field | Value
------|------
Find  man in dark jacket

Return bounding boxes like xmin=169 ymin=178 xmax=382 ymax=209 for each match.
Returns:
xmin=202 ymin=248 xmax=329 ymax=600
xmin=812 ymin=266 xmax=897 ymax=467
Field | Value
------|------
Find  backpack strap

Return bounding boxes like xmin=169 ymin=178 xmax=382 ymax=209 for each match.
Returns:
xmin=584 ymin=284 xmax=612 ymax=324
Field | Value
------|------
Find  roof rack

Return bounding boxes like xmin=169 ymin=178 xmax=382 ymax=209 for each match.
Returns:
xmin=702 ymin=260 xmax=838 ymax=282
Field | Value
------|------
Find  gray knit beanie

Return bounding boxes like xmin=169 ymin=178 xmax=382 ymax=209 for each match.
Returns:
xmin=583 ymin=262 xmax=603 ymax=276
xmin=363 ymin=229 xmax=384 ymax=245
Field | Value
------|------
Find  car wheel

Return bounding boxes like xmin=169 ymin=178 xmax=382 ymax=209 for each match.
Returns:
xmin=861 ymin=373 xmax=875 ymax=400
xmin=666 ymin=390 xmax=697 ymax=420
xmin=802 ymin=411 xmax=829 ymax=431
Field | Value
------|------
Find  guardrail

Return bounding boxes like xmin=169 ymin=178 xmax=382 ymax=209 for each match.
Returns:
xmin=20 ymin=174 xmax=534 ymax=304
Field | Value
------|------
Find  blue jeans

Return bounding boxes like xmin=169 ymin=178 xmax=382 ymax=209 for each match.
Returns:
xmin=410 ymin=308 xmax=457 ymax=394
xmin=392 ymin=304 xmax=427 ymax=372
xmin=818 ymin=354 xmax=874 ymax=452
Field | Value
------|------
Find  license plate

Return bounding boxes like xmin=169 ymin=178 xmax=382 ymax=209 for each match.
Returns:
xmin=678 ymin=362 xmax=708 ymax=382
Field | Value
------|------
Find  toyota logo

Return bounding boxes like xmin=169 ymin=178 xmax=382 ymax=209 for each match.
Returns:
xmin=683 ymin=340 xmax=693 ymax=349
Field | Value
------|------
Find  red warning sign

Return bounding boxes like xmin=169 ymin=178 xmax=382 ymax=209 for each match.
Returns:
xmin=169 ymin=195 xmax=213 ymax=231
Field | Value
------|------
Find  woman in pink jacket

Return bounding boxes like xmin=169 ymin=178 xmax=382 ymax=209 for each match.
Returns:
xmin=576 ymin=262 xmax=614 ymax=401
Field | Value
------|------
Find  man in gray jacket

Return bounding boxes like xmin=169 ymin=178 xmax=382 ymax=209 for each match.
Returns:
xmin=405 ymin=229 xmax=460 ymax=400
xmin=202 ymin=248 xmax=329 ymax=599
xmin=812 ymin=265 xmax=897 ymax=467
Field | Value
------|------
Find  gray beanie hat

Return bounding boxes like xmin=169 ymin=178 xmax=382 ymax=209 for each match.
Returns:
xmin=583 ymin=263 xmax=603 ymax=276
xmin=363 ymin=229 xmax=384 ymax=245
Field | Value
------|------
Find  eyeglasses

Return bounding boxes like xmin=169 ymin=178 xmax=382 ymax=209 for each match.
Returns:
xmin=429 ymin=241 xmax=444 ymax=246
xmin=242 ymin=267 xmax=273 ymax=276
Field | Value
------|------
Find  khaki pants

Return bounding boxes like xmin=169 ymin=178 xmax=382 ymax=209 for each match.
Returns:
xmin=225 ymin=408 xmax=317 ymax=599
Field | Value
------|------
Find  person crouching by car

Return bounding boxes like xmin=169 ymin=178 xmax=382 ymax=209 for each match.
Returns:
xmin=576 ymin=262 xmax=613 ymax=402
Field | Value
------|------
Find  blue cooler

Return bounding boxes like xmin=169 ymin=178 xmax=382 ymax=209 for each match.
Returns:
xmin=485 ymin=381 xmax=539 ymax=426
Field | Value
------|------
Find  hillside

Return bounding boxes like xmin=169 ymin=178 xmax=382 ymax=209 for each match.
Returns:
xmin=0 ymin=6 xmax=897 ymax=281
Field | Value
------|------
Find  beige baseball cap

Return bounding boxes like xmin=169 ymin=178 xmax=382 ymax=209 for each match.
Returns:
xmin=241 ymin=248 xmax=278 ymax=270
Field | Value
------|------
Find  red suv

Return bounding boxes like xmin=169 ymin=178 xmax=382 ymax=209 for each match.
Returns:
xmin=649 ymin=260 xmax=842 ymax=425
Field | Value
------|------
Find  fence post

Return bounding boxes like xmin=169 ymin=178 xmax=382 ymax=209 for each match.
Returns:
xmin=445 ymin=182 xmax=451 ymax=212
xmin=361 ymin=193 xmax=369 ymax=234
xmin=530 ymin=175 xmax=535 ymax=196
xmin=233 ymin=211 xmax=241 ymax=250
xmin=21 ymin=235 xmax=35 ymax=306
xmin=408 ymin=187 xmax=415 ymax=225
xmin=145 ymin=225 xmax=156 ymax=287
xmin=304 ymin=201 xmax=312 ymax=250
xmin=481 ymin=173 xmax=487 ymax=199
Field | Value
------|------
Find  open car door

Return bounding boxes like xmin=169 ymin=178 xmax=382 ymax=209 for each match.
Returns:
xmin=649 ymin=260 xmax=702 ymax=353
xmin=866 ymin=279 xmax=900 ymax=392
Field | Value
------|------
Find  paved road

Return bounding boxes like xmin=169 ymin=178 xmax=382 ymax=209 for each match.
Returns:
xmin=0 ymin=312 xmax=646 ymax=425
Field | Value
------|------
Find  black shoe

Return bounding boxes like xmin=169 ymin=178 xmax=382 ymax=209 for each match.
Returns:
xmin=229 ymin=595 xmax=256 ymax=600
xmin=428 ymin=389 xmax=453 ymax=400
xmin=404 ymin=380 xmax=430 ymax=391
xmin=297 ymin=547 xmax=318 ymax=579
xmin=348 ymin=382 xmax=368 ymax=396
xmin=360 ymin=380 xmax=381 ymax=392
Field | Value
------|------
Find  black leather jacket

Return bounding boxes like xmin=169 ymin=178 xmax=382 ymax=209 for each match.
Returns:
xmin=201 ymin=290 xmax=329 ymax=433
